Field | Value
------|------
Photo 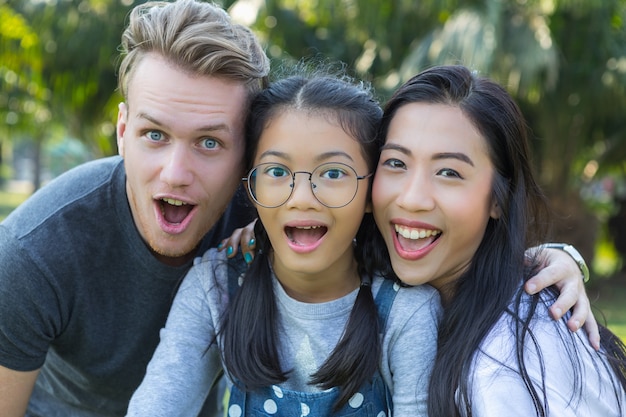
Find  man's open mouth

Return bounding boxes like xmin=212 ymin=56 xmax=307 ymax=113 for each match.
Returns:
xmin=159 ymin=198 xmax=194 ymax=224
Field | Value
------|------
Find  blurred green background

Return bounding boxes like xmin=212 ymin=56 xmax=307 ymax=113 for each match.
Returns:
xmin=1 ymin=0 xmax=625 ymax=338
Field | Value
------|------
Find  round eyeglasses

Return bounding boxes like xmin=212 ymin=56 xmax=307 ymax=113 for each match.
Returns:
xmin=242 ymin=162 xmax=373 ymax=208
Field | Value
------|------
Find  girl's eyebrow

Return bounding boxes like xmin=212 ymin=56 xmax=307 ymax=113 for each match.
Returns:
xmin=257 ymin=150 xmax=355 ymax=163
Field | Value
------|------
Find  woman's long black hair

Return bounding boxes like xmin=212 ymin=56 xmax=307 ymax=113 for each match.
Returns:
xmin=374 ymin=65 xmax=626 ymax=416
xmin=219 ymin=65 xmax=390 ymax=410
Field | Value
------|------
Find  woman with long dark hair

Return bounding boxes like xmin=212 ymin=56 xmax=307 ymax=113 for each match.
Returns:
xmin=373 ymin=65 xmax=626 ymax=416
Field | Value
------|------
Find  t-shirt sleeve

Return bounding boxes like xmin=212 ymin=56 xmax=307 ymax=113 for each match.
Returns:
xmin=0 ymin=226 xmax=59 ymax=371
xmin=468 ymin=360 xmax=547 ymax=417
xmin=384 ymin=284 xmax=442 ymax=417
xmin=126 ymin=255 xmax=224 ymax=417
xmin=467 ymin=301 xmax=586 ymax=417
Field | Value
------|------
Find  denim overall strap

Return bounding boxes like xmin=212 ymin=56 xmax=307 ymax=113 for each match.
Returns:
xmin=374 ymin=278 xmax=398 ymax=331
xmin=373 ymin=277 xmax=398 ymax=416
xmin=226 ymin=251 xmax=247 ymax=299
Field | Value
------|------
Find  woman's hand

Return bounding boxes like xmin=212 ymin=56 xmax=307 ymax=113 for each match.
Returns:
xmin=525 ymin=247 xmax=600 ymax=350
xmin=218 ymin=219 xmax=257 ymax=264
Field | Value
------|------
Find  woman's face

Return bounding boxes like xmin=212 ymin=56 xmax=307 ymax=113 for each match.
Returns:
xmin=372 ymin=103 xmax=499 ymax=290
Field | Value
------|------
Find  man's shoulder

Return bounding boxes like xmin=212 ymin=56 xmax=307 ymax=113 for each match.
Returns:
xmin=1 ymin=156 xmax=125 ymax=241
xmin=44 ymin=156 xmax=123 ymax=192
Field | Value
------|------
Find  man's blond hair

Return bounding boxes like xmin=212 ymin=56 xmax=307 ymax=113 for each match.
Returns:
xmin=117 ymin=0 xmax=269 ymax=99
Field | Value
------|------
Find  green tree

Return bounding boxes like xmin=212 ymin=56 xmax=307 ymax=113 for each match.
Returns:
xmin=1 ymin=0 xmax=136 ymax=189
xmin=0 ymin=2 xmax=46 ymax=184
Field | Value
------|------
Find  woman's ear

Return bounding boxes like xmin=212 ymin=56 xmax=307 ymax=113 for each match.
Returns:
xmin=490 ymin=199 xmax=501 ymax=219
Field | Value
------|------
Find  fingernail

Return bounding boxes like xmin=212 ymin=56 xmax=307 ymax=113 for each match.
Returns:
xmin=248 ymin=238 xmax=255 ymax=247
xmin=227 ymin=246 xmax=233 ymax=256
xmin=526 ymin=283 xmax=536 ymax=294
xmin=244 ymin=253 xmax=253 ymax=264
xmin=553 ymin=307 xmax=562 ymax=318
xmin=217 ymin=242 xmax=223 ymax=250
xmin=574 ymin=320 xmax=581 ymax=330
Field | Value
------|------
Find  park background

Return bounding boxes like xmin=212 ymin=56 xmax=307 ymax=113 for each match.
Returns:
xmin=1 ymin=0 xmax=625 ymax=339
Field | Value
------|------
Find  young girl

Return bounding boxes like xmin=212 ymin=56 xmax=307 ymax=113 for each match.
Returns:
xmin=371 ymin=65 xmax=626 ymax=416
xmin=126 ymin=69 xmax=441 ymax=416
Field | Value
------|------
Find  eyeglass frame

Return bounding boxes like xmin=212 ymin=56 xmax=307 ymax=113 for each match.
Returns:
xmin=242 ymin=162 xmax=373 ymax=208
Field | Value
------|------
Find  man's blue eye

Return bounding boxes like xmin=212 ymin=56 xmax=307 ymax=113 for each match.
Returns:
xmin=147 ymin=131 xmax=162 ymax=141
xmin=202 ymin=138 xmax=218 ymax=149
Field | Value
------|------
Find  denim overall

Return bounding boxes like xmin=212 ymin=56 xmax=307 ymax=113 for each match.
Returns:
xmin=225 ymin=271 xmax=398 ymax=417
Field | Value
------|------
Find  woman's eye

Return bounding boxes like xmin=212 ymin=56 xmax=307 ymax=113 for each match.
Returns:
xmin=438 ymin=168 xmax=462 ymax=178
xmin=146 ymin=130 xmax=163 ymax=141
xmin=201 ymin=138 xmax=218 ymax=149
xmin=382 ymin=158 xmax=406 ymax=169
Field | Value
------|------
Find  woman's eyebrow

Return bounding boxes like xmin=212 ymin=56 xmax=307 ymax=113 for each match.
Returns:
xmin=380 ymin=142 xmax=411 ymax=155
xmin=433 ymin=152 xmax=474 ymax=166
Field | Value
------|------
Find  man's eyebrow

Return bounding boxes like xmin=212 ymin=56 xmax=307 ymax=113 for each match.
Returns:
xmin=137 ymin=112 xmax=163 ymax=127
xmin=137 ymin=112 xmax=231 ymax=132
xmin=433 ymin=152 xmax=474 ymax=166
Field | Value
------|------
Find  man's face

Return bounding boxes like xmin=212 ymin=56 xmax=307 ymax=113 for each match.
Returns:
xmin=116 ymin=53 xmax=247 ymax=266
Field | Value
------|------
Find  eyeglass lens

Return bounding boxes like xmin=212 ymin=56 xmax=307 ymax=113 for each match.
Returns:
xmin=247 ymin=162 xmax=361 ymax=208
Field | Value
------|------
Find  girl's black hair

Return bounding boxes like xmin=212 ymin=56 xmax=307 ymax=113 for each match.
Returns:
xmin=374 ymin=65 xmax=626 ymax=416
xmin=220 ymin=63 xmax=387 ymax=410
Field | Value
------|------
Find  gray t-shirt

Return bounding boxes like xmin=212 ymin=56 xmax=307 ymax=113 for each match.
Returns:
xmin=126 ymin=248 xmax=442 ymax=417
xmin=0 ymin=156 xmax=253 ymax=416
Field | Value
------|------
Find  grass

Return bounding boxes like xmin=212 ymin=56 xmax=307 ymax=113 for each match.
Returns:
xmin=1 ymin=186 xmax=625 ymax=343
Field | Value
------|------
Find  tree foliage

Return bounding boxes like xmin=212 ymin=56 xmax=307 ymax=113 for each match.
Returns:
xmin=1 ymin=0 xmax=138 ymax=167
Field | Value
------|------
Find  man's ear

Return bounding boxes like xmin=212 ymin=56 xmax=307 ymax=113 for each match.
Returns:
xmin=116 ymin=102 xmax=128 ymax=157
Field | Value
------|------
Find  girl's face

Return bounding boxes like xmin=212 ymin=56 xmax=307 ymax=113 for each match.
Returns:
xmin=372 ymin=103 xmax=499 ymax=290
xmin=251 ymin=110 xmax=372 ymax=302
